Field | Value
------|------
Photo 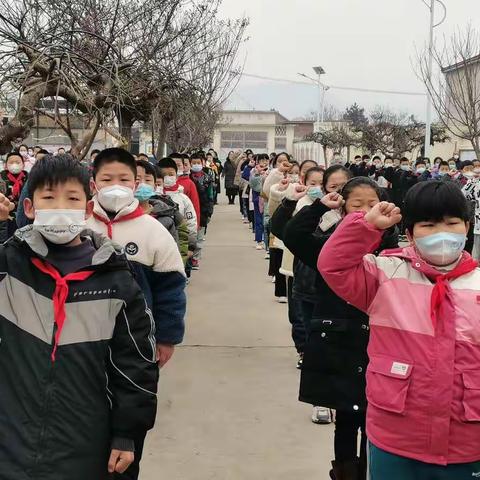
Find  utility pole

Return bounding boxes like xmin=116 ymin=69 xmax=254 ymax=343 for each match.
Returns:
xmin=424 ymin=0 xmax=435 ymax=159
xmin=423 ymin=0 xmax=447 ymax=159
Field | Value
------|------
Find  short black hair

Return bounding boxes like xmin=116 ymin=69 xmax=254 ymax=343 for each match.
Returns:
xmin=157 ymin=157 xmax=178 ymax=172
xmin=341 ymin=177 xmax=383 ymax=207
xmin=90 ymin=149 xmax=101 ymax=156
xmin=300 ymin=160 xmax=317 ymax=172
xmin=136 ymin=159 xmax=157 ymax=180
xmin=304 ymin=166 xmax=325 ymax=183
xmin=403 ymin=181 xmax=469 ymax=234
xmin=92 ymin=148 xmax=137 ymax=179
xmin=354 ymin=155 xmax=362 ymax=160
xmin=170 ymin=152 xmax=182 ymax=160
xmin=415 ymin=159 xmax=426 ymax=166
xmin=37 ymin=149 xmax=49 ymax=155
xmin=322 ymin=165 xmax=353 ymax=192
xmin=372 ymin=156 xmax=381 ymax=161
xmin=461 ymin=160 xmax=474 ymax=169
xmin=6 ymin=151 xmax=24 ymax=163
xmin=362 ymin=154 xmax=370 ymax=160
xmin=28 ymin=154 xmax=91 ymax=200
xmin=439 ymin=160 xmax=449 ymax=168
xmin=400 ymin=157 xmax=410 ymax=163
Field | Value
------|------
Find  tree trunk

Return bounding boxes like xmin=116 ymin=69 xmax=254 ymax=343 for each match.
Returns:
xmin=117 ymin=109 xmax=134 ymax=150
xmin=0 ymin=79 xmax=55 ymax=154
xmin=155 ymin=117 xmax=169 ymax=159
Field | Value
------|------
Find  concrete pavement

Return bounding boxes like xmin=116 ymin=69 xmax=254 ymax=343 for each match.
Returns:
xmin=142 ymin=198 xmax=333 ymax=479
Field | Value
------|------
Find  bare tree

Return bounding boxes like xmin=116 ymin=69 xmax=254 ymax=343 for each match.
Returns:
xmin=417 ymin=24 xmax=480 ymax=158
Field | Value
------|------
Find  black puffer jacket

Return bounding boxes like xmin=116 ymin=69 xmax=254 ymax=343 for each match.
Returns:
xmin=284 ymin=200 xmax=398 ymax=411
xmin=0 ymin=228 xmax=159 ymax=480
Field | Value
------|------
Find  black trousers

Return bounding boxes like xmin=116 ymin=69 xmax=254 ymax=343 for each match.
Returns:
xmin=334 ymin=409 xmax=367 ymax=464
xmin=113 ymin=433 xmax=145 ymax=480
xmin=287 ymin=277 xmax=306 ymax=353
xmin=269 ymin=248 xmax=287 ymax=297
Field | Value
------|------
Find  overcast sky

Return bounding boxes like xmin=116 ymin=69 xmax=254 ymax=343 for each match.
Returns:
xmin=218 ymin=0 xmax=479 ymax=121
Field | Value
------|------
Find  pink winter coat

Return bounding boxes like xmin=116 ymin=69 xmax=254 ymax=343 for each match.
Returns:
xmin=318 ymin=212 xmax=480 ymax=466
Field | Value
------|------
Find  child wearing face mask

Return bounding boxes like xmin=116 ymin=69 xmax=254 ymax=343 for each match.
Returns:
xmin=284 ymin=177 xmax=398 ymax=479
xmin=170 ymin=153 xmax=200 ymax=225
xmin=1 ymin=151 xmax=28 ymax=238
xmin=156 ymin=158 xmax=197 ymax=264
xmin=319 ymin=181 xmax=480 ymax=479
xmin=135 ymin=160 xmax=189 ymax=264
xmin=190 ymin=153 xmax=215 ymax=270
xmin=0 ymin=154 xmax=159 ymax=480
xmin=87 ymin=148 xmax=186 ymax=480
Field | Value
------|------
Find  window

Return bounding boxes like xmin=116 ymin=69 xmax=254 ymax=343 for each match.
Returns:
xmin=221 ymin=131 xmax=268 ymax=149
xmin=275 ymin=137 xmax=287 ymax=150
xmin=275 ymin=126 xmax=287 ymax=136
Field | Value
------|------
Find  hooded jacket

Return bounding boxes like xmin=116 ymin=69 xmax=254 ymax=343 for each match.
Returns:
xmin=318 ymin=212 xmax=480 ymax=465
xmin=87 ymin=197 xmax=186 ymax=345
xmin=164 ymin=187 xmax=198 ymax=249
xmin=0 ymin=227 xmax=158 ymax=480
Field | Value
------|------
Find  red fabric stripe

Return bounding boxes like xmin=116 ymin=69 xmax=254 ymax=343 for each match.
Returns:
xmin=429 ymin=257 xmax=478 ymax=330
xmin=7 ymin=171 xmax=25 ymax=200
xmin=93 ymin=205 xmax=145 ymax=239
xmin=31 ymin=258 xmax=94 ymax=362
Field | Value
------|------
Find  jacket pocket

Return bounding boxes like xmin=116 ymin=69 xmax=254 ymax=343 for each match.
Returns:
xmin=366 ymin=355 xmax=413 ymax=414
xmin=462 ymin=371 xmax=480 ymax=421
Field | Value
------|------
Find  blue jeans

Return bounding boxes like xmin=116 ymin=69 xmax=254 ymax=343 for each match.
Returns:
xmin=253 ymin=197 xmax=264 ymax=243
xmin=369 ymin=443 xmax=480 ymax=479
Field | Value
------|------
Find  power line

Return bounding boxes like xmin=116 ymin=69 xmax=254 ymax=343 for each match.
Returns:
xmin=238 ymin=71 xmax=427 ymax=97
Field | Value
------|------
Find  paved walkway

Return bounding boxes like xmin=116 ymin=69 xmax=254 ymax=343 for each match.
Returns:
xmin=142 ymin=198 xmax=333 ymax=479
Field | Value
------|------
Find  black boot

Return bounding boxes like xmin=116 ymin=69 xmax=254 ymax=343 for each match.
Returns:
xmin=329 ymin=459 xmax=360 ymax=480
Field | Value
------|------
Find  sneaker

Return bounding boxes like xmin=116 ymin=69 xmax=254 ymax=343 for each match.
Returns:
xmin=271 ymin=276 xmax=276 ymax=283
xmin=276 ymin=296 xmax=288 ymax=304
xmin=296 ymin=353 xmax=304 ymax=370
xmin=191 ymin=260 xmax=200 ymax=270
xmin=311 ymin=406 xmax=332 ymax=424
xmin=243 ymin=218 xmax=249 ymax=224
xmin=264 ymin=252 xmax=270 ymax=260
xmin=256 ymin=242 xmax=264 ymax=250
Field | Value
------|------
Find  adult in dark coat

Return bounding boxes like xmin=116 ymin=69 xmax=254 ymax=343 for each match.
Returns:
xmin=283 ymin=190 xmax=398 ymax=480
xmin=222 ymin=151 xmax=238 ymax=204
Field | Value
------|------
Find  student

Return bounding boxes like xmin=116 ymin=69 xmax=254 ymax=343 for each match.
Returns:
xmin=157 ymin=157 xmax=198 ymax=260
xmin=189 ymin=152 xmax=215 ymax=270
xmin=1 ymin=151 xmax=28 ymax=238
xmin=0 ymin=154 xmax=158 ymax=479
xmin=90 ymin=148 xmax=101 ymax=163
xmin=249 ymin=154 xmax=269 ymax=249
xmin=270 ymin=166 xmax=324 ymax=368
xmin=414 ymin=159 xmax=432 ymax=182
xmin=170 ymin=153 xmax=201 ymax=224
xmin=284 ymin=177 xmax=397 ymax=480
xmin=456 ymin=160 xmax=475 ymax=187
xmin=282 ymin=164 xmax=352 ymax=426
xmin=136 ymin=160 xmax=184 ymax=246
xmin=88 ymin=148 xmax=186 ymax=480
xmin=319 ymin=180 xmax=480 ymax=479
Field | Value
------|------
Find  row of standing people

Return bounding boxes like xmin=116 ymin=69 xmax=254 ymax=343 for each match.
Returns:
xmin=242 ymin=149 xmax=480 ymax=480
xmin=0 ymin=146 xmax=219 ymax=479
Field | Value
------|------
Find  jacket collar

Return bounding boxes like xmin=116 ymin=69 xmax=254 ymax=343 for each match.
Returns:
xmin=380 ymin=245 xmax=475 ymax=279
xmin=92 ymin=195 xmax=139 ymax=222
xmin=14 ymin=225 xmax=124 ymax=267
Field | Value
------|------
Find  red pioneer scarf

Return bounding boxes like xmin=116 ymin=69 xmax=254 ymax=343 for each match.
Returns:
xmin=93 ymin=206 xmax=145 ymax=238
xmin=31 ymin=259 xmax=94 ymax=362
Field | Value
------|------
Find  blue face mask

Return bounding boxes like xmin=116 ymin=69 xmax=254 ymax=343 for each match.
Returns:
xmin=191 ymin=164 xmax=203 ymax=173
xmin=307 ymin=186 xmax=323 ymax=200
xmin=134 ymin=183 xmax=155 ymax=202
xmin=414 ymin=232 xmax=466 ymax=266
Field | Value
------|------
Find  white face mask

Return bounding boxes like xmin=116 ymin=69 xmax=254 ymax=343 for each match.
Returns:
xmin=96 ymin=185 xmax=134 ymax=213
xmin=463 ymin=171 xmax=474 ymax=179
xmin=176 ymin=169 xmax=184 ymax=177
xmin=8 ymin=164 xmax=22 ymax=174
xmin=155 ymin=186 xmax=164 ymax=195
xmin=163 ymin=176 xmax=177 ymax=188
xmin=415 ymin=232 xmax=466 ymax=266
xmin=288 ymin=174 xmax=300 ymax=183
xmin=33 ymin=209 xmax=86 ymax=245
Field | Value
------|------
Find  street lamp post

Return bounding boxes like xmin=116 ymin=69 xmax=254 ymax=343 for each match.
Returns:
xmin=423 ymin=0 xmax=447 ymax=158
xmin=313 ymin=66 xmax=325 ymax=131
